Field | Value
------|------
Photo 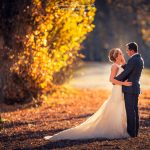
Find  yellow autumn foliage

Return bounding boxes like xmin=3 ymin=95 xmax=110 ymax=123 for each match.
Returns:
xmin=6 ymin=0 xmax=96 ymax=101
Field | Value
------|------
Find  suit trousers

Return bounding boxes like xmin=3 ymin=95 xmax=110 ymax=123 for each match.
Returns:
xmin=124 ymin=93 xmax=139 ymax=137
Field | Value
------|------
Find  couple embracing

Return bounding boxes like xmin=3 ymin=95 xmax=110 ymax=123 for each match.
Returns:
xmin=44 ymin=42 xmax=144 ymax=141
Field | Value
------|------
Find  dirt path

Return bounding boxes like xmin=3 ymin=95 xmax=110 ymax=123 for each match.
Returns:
xmin=64 ymin=62 xmax=150 ymax=90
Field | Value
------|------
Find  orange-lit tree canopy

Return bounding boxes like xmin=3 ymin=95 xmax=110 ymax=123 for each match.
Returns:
xmin=8 ymin=0 xmax=96 ymax=101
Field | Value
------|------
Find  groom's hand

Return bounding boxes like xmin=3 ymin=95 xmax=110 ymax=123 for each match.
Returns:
xmin=123 ymin=80 xmax=132 ymax=86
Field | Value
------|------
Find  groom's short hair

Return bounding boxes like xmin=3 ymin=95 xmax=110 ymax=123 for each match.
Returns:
xmin=126 ymin=42 xmax=138 ymax=52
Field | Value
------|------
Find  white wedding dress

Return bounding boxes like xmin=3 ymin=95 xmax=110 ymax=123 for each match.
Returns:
xmin=44 ymin=65 xmax=130 ymax=141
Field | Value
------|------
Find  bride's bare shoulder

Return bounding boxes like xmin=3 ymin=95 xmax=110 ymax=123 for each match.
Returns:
xmin=111 ymin=63 xmax=119 ymax=69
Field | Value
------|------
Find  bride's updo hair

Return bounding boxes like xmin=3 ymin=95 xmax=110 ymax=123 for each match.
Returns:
xmin=108 ymin=48 xmax=121 ymax=62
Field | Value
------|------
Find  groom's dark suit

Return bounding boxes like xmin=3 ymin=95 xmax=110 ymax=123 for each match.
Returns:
xmin=115 ymin=54 xmax=144 ymax=137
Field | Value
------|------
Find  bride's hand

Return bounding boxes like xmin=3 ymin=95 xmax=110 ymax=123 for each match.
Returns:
xmin=123 ymin=80 xmax=132 ymax=86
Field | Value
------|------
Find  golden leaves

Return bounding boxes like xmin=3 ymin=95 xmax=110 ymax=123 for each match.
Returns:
xmin=9 ymin=0 xmax=96 ymax=100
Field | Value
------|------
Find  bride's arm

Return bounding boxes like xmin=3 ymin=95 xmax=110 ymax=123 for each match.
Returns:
xmin=109 ymin=65 xmax=132 ymax=86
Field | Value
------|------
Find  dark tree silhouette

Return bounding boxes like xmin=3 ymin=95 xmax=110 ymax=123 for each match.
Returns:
xmin=82 ymin=0 xmax=150 ymax=67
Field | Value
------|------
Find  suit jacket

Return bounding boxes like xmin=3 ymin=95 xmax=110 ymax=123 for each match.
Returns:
xmin=115 ymin=54 xmax=144 ymax=94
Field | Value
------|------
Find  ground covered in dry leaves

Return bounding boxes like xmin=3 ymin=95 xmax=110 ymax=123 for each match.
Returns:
xmin=0 ymin=87 xmax=150 ymax=150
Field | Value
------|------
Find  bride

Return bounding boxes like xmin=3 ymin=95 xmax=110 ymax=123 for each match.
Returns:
xmin=44 ymin=48 xmax=131 ymax=141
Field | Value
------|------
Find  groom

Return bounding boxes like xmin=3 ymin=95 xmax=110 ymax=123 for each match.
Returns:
xmin=115 ymin=42 xmax=144 ymax=137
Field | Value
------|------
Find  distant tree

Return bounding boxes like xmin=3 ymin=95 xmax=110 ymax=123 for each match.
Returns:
xmin=82 ymin=0 xmax=150 ymax=66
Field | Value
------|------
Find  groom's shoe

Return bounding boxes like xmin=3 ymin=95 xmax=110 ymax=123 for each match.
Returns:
xmin=129 ymin=135 xmax=136 ymax=138
xmin=128 ymin=131 xmax=137 ymax=138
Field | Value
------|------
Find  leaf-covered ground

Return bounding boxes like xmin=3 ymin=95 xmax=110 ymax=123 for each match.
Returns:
xmin=0 ymin=88 xmax=150 ymax=150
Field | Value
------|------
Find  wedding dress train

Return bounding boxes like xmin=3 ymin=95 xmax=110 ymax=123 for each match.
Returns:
xmin=44 ymin=66 xmax=130 ymax=141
